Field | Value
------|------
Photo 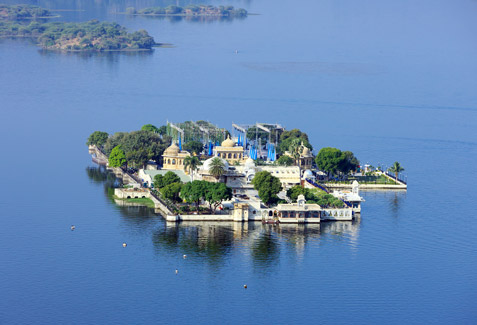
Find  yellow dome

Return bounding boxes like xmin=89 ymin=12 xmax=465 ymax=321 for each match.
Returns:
xmin=221 ymin=136 xmax=235 ymax=148
xmin=164 ymin=142 xmax=180 ymax=155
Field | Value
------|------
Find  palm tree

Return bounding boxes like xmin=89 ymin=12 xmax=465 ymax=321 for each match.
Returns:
xmin=388 ymin=162 xmax=405 ymax=182
xmin=289 ymin=139 xmax=303 ymax=178
xmin=183 ymin=156 xmax=201 ymax=181
xmin=209 ymin=157 xmax=226 ymax=181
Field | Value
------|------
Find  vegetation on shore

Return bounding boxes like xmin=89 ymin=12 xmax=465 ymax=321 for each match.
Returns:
xmin=100 ymin=129 xmax=171 ymax=168
xmin=0 ymin=19 xmax=157 ymax=51
xmin=0 ymin=4 xmax=54 ymax=20
xmin=0 ymin=5 xmax=158 ymax=51
xmin=315 ymin=147 xmax=359 ymax=176
xmin=180 ymin=180 xmax=232 ymax=214
xmin=126 ymin=5 xmax=247 ymax=17
xmin=287 ymin=185 xmax=344 ymax=208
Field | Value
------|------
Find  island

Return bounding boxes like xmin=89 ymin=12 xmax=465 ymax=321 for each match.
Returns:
xmin=87 ymin=121 xmax=407 ymax=223
xmin=0 ymin=5 xmax=158 ymax=51
xmin=0 ymin=4 xmax=56 ymax=20
xmin=124 ymin=5 xmax=247 ymax=18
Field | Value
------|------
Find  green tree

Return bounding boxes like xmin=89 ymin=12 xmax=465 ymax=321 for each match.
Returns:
xmin=183 ymin=156 xmax=201 ymax=181
xmin=153 ymin=174 xmax=165 ymax=188
xmin=153 ymin=171 xmax=181 ymax=189
xmin=251 ymin=171 xmax=282 ymax=206
xmin=276 ymin=155 xmax=294 ymax=166
xmin=183 ymin=141 xmax=204 ymax=155
xmin=141 ymin=124 xmax=159 ymax=133
xmin=287 ymin=185 xmax=309 ymax=202
xmin=340 ymin=151 xmax=359 ymax=175
xmin=108 ymin=145 xmax=126 ymax=168
xmin=86 ymin=131 xmax=109 ymax=147
xmin=278 ymin=129 xmax=312 ymax=155
xmin=158 ymin=125 xmax=167 ymax=136
xmin=160 ymin=182 xmax=183 ymax=203
xmin=164 ymin=171 xmax=181 ymax=185
xmin=315 ymin=147 xmax=345 ymax=176
xmin=388 ymin=162 xmax=405 ymax=181
xmin=204 ymin=182 xmax=232 ymax=213
xmin=180 ymin=180 xmax=207 ymax=211
xmin=103 ymin=130 xmax=171 ymax=168
xmin=208 ymin=157 xmax=226 ymax=180
xmin=288 ymin=139 xmax=303 ymax=165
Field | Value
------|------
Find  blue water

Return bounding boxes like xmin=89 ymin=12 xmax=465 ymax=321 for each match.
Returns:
xmin=1 ymin=0 xmax=477 ymax=323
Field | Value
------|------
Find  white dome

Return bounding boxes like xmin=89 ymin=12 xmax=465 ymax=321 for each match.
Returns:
xmin=244 ymin=157 xmax=255 ymax=169
xmin=201 ymin=157 xmax=229 ymax=171
xmin=303 ymin=169 xmax=314 ymax=179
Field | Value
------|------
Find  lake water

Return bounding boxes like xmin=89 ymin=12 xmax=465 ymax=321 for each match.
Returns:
xmin=1 ymin=0 xmax=477 ymax=323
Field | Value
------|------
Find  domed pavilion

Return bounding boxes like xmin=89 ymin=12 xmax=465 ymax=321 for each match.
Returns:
xmin=214 ymin=136 xmax=244 ymax=164
xmin=162 ymin=142 xmax=191 ymax=172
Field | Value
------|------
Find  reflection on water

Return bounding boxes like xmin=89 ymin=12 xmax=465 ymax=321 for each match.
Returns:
xmin=38 ymin=48 xmax=154 ymax=61
xmin=153 ymin=221 xmax=360 ymax=270
xmin=389 ymin=191 xmax=406 ymax=217
xmin=138 ymin=14 xmax=246 ymax=24
xmin=87 ymin=165 xmax=361 ymax=267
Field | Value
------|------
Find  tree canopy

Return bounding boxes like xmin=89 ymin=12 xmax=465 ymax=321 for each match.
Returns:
xmin=180 ymin=180 xmax=208 ymax=210
xmin=179 ymin=180 xmax=232 ymax=213
xmin=129 ymin=5 xmax=248 ymax=17
xmin=87 ymin=131 xmax=109 ymax=147
xmin=183 ymin=156 xmax=201 ymax=181
xmin=276 ymin=155 xmax=294 ymax=166
xmin=154 ymin=171 xmax=181 ymax=189
xmin=251 ymin=171 xmax=282 ymax=206
xmin=108 ymin=146 xmax=126 ymax=168
xmin=286 ymin=185 xmax=344 ymax=208
xmin=0 ymin=19 xmax=157 ymax=51
xmin=183 ymin=140 xmax=204 ymax=155
xmin=141 ymin=124 xmax=159 ymax=133
xmin=204 ymin=182 xmax=232 ymax=213
xmin=0 ymin=4 xmax=53 ymax=20
xmin=388 ymin=162 xmax=405 ymax=180
xmin=160 ymin=182 xmax=183 ymax=203
xmin=208 ymin=157 xmax=226 ymax=180
xmin=103 ymin=130 xmax=171 ymax=168
xmin=315 ymin=147 xmax=359 ymax=176
xmin=278 ymin=129 xmax=312 ymax=155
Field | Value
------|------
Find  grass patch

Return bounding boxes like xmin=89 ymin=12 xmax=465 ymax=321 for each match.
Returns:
xmin=114 ymin=196 xmax=155 ymax=208
xmin=327 ymin=175 xmax=398 ymax=185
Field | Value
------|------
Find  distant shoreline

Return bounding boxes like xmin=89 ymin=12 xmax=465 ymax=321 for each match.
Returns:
xmin=116 ymin=12 xmax=257 ymax=17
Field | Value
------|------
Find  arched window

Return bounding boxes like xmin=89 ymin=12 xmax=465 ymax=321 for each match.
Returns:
xmin=233 ymin=153 xmax=237 ymax=158
xmin=228 ymin=153 xmax=232 ymax=159
xmin=167 ymin=159 xmax=171 ymax=164
xmin=172 ymin=159 xmax=176 ymax=165
xmin=239 ymin=154 xmax=242 ymax=159
xmin=217 ymin=153 xmax=221 ymax=157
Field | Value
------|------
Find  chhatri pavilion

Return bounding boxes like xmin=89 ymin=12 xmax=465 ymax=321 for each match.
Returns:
xmin=214 ymin=136 xmax=244 ymax=164
xmin=162 ymin=142 xmax=191 ymax=172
